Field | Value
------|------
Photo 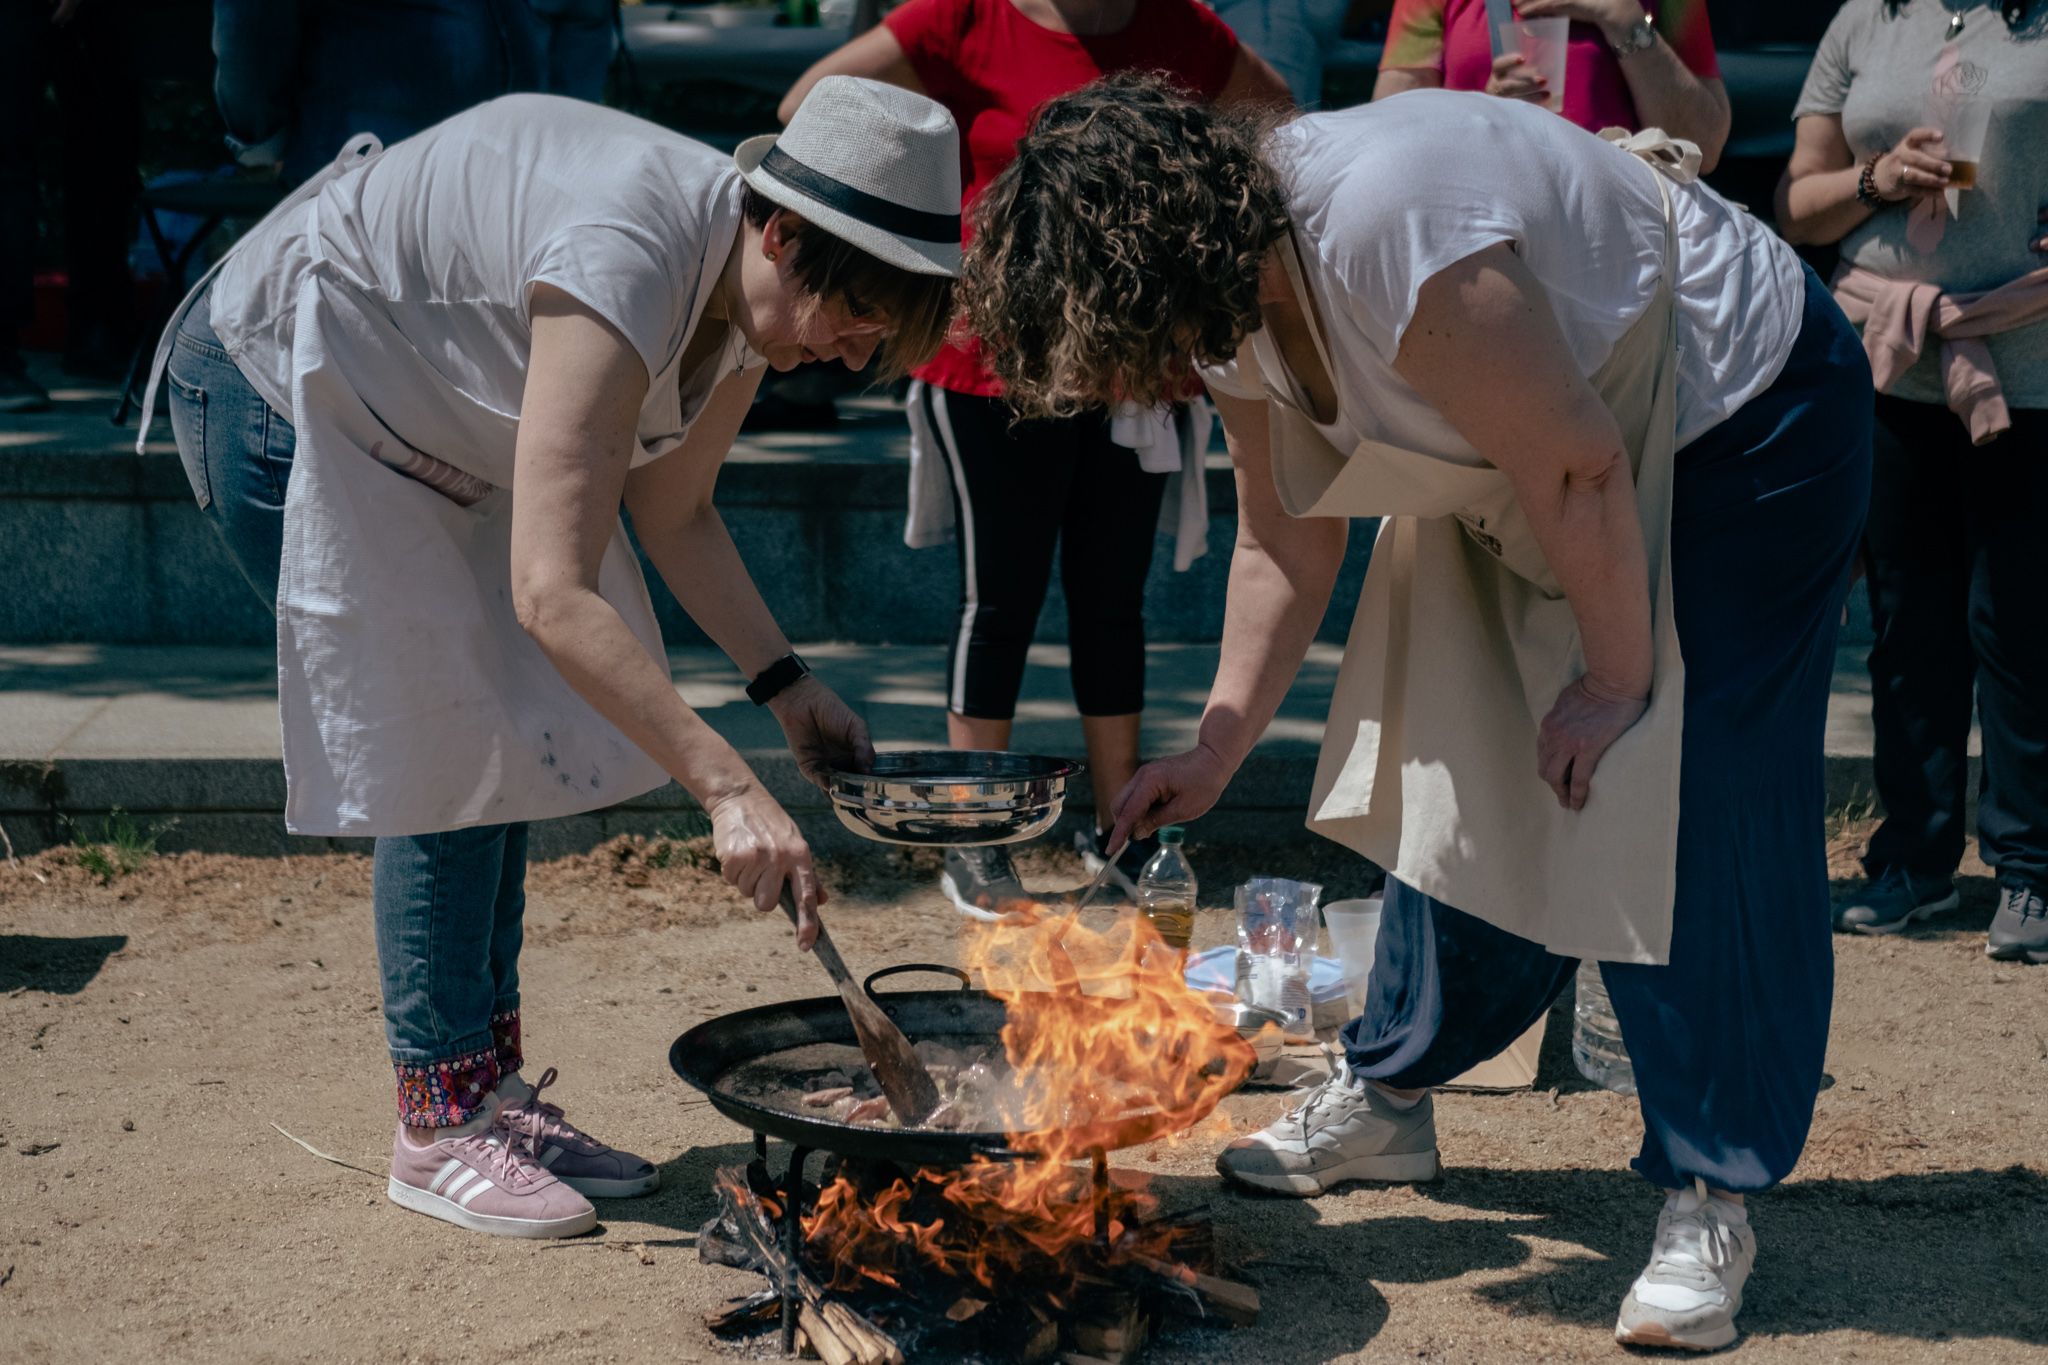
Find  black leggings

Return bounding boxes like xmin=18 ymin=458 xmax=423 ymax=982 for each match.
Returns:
xmin=1863 ymin=396 xmax=2048 ymax=893
xmin=922 ymin=384 xmax=1170 ymax=720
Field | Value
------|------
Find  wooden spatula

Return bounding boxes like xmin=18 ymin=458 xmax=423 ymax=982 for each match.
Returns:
xmin=781 ymin=890 xmax=940 ymax=1125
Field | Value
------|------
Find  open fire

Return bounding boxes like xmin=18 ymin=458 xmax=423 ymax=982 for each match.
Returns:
xmin=700 ymin=906 xmax=1263 ymax=1362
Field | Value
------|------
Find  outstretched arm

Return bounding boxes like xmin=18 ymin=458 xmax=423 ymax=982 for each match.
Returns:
xmin=1109 ymin=389 xmax=1347 ymax=843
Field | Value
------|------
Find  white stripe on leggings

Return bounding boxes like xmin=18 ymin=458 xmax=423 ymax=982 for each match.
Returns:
xmin=927 ymin=385 xmax=978 ymax=716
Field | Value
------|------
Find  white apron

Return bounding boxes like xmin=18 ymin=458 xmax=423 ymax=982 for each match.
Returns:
xmin=1260 ymin=131 xmax=1699 ymax=964
xmin=141 ymin=137 xmax=744 ymax=837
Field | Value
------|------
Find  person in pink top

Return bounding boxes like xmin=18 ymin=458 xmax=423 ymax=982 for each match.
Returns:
xmin=1374 ymin=0 xmax=1731 ymax=169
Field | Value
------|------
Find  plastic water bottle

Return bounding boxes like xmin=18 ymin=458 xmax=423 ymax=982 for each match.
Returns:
xmin=1572 ymin=962 xmax=1637 ymax=1096
xmin=1137 ymin=827 xmax=1197 ymax=950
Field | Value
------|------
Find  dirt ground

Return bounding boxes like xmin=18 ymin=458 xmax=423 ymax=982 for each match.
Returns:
xmin=2 ymin=823 xmax=2043 ymax=1364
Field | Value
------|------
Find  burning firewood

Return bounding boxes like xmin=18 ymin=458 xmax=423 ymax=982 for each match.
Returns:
xmin=703 ymin=1168 xmax=906 ymax=1365
xmin=697 ymin=910 xmax=1261 ymax=1361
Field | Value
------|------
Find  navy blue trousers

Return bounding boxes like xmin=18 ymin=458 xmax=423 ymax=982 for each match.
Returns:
xmin=1342 ymin=269 xmax=1873 ymax=1193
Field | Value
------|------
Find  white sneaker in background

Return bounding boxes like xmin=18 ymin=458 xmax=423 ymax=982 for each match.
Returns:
xmin=1614 ymin=1178 xmax=1757 ymax=1351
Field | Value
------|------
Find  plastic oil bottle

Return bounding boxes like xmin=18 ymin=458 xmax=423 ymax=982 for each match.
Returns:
xmin=1136 ymin=827 xmax=1197 ymax=951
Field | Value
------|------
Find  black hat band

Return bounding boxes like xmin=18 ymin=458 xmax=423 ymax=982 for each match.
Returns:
xmin=760 ymin=145 xmax=960 ymax=247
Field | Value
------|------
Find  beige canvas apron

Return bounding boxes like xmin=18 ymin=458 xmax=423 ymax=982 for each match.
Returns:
xmin=1262 ymin=131 xmax=1700 ymax=964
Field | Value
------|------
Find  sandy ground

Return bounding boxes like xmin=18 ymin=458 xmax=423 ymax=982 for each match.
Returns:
xmin=2 ymin=825 xmax=2043 ymax=1364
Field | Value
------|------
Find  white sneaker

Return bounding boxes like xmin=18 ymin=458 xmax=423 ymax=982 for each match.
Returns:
xmin=1215 ymin=1069 xmax=1441 ymax=1196
xmin=1614 ymin=1179 xmax=1756 ymax=1351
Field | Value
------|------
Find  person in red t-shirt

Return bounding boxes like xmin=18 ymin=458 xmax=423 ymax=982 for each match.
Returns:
xmin=1374 ymin=0 xmax=1730 ymax=170
xmin=782 ymin=0 xmax=1288 ymax=913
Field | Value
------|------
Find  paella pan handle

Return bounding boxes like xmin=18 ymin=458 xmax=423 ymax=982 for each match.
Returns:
xmin=863 ymin=963 xmax=972 ymax=1002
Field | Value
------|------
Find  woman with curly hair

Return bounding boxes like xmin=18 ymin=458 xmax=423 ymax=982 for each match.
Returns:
xmin=967 ymin=74 xmax=1871 ymax=1350
xmin=782 ymin=1 xmax=1289 ymax=914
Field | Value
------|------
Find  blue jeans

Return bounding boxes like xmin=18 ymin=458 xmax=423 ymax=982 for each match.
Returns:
xmin=1209 ymin=0 xmax=1351 ymax=107
xmin=166 ymin=291 xmax=529 ymax=1126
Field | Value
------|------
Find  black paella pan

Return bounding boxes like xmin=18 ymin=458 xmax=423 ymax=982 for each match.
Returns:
xmin=669 ymin=965 xmax=1180 ymax=1167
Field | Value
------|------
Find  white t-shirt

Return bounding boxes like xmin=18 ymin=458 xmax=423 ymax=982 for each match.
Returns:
xmin=1204 ymin=91 xmax=1807 ymax=451
xmin=208 ymin=93 xmax=759 ymax=483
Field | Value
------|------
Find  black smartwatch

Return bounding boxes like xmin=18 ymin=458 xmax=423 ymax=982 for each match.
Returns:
xmin=746 ymin=652 xmax=811 ymax=706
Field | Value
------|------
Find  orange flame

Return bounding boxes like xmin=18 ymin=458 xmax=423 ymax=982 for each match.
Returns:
xmin=801 ymin=906 xmax=1253 ymax=1292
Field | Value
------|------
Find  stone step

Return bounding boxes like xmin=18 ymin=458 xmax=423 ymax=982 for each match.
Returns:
xmin=2 ymin=364 xmax=1372 ymax=649
xmin=0 ymin=640 xmax=1931 ymax=858
xmin=1 ymin=358 xmax=1875 ymax=651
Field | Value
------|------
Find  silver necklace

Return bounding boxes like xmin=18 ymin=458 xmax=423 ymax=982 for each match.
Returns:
xmin=1947 ymin=10 xmax=1966 ymax=38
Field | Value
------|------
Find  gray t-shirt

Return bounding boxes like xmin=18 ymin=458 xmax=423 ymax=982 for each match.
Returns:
xmin=1794 ymin=0 xmax=2048 ymax=408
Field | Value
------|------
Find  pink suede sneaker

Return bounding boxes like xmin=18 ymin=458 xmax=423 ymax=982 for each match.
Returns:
xmin=387 ymin=1101 xmax=596 ymax=1239
xmin=498 ymin=1067 xmax=660 ymax=1199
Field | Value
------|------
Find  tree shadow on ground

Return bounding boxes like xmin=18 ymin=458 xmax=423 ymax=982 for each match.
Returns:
xmin=588 ymin=1139 xmax=760 ymax=1244
xmin=632 ymin=1142 xmax=2044 ymax=1360
xmin=0 ymin=933 xmax=127 ymax=994
xmin=1173 ymin=1162 xmax=2046 ymax=1358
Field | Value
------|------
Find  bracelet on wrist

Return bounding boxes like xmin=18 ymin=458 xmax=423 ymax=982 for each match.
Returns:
xmin=746 ymin=652 xmax=811 ymax=706
xmin=1855 ymin=151 xmax=1891 ymax=209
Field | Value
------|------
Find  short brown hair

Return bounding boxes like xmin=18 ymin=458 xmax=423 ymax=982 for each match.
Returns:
xmin=742 ymin=186 xmax=956 ymax=380
xmin=961 ymin=73 xmax=1290 ymax=417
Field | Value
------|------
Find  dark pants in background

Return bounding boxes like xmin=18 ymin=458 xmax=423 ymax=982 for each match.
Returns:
xmin=0 ymin=0 xmax=140 ymax=366
xmin=1863 ymin=397 xmax=2048 ymax=895
xmin=919 ymin=384 xmax=1169 ymax=721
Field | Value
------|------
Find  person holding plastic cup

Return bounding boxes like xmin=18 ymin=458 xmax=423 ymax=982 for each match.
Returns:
xmin=1776 ymin=0 xmax=2048 ymax=962
xmin=1374 ymin=0 xmax=1730 ymax=169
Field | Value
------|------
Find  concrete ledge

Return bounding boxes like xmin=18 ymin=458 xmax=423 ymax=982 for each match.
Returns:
xmin=0 ymin=642 xmax=1329 ymax=855
xmin=0 ymin=374 xmax=1379 ymax=649
xmin=0 ymin=639 xmax=1938 ymax=857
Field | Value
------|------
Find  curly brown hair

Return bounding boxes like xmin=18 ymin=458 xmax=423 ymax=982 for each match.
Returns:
xmin=961 ymin=72 xmax=1291 ymax=417
xmin=742 ymin=186 xmax=955 ymax=380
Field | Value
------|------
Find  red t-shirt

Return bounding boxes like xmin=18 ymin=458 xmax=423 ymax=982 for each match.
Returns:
xmin=886 ymin=0 xmax=1240 ymax=396
xmin=1381 ymin=0 xmax=1719 ymax=134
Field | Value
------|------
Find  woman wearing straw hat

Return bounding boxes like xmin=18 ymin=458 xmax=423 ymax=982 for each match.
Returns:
xmin=135 ymin=78 xmax=960 ymax=1239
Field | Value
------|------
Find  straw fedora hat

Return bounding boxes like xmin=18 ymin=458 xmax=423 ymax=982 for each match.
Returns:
xmin=735 ymin=76 xmax=963 ymax=278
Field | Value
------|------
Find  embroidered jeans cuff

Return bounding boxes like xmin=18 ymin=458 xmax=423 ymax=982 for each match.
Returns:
xmin=394 ymin=1044 xmax=501 ymax=1127
xmin=490 ymin=1008 xmax=523 ymax=1074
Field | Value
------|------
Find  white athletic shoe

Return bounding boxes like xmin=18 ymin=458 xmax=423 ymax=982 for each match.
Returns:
xmin=1614 ymin=1178 xmax=1757 ymax=1351
xmin=1215 ymin=1068 xmax=1441 ymax=1196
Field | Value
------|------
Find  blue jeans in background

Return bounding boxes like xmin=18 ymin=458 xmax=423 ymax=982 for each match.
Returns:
xmin=165 ymin=290 xmax=529 ymax=1127
xmin=1209 ymin=0 xmax=1352 ymax=107
xmin=213 ymin=0 xmax=618 ymax=186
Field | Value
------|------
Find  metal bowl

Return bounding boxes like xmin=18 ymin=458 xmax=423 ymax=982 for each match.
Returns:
xmin=826 ymin=749 xmax=1085 ymax=847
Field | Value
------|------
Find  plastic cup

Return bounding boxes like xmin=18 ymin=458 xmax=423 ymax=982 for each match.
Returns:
xmin=1322 ymin=896 xmax=1383 ymax=1020
xmin=1511 ymin=16 xmax=1569 ymax=115
xmin=1939 ymin=97 xmax=1992 ymax=191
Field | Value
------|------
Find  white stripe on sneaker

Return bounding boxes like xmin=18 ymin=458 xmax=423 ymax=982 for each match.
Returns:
xmin=443 ymin=1168 xmax=477 ymax=1197
xmin=457 ymin=1177 xmax=495 ymax=1207
xmin=428 ymin=1158 xmax=465 ymax=1194
xmin=539 ymin=1145 xmax=564 ymax=1168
